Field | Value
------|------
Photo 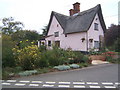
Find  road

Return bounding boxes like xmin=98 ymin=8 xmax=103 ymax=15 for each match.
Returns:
xmin=2 ymin=64 xmax=119 ymax=88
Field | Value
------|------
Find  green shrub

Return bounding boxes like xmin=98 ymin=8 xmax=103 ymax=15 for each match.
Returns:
xmin=2 ymin=67 xmax=15 ymax=80
xmin=69 ymin=64 xmax=80 ymax=69
xmin=18 ymin=70 xmax=38 ymax=76
xmin=78 ymin=63 xmax=89 ymax=67
xmin=72 ymin=51 xmax=84 ymax=63
xmin=13 ymin=45 xmax=41 ymax=70
xmin=53 ymin=65 xmax=70 ymax=71
xmin=106 ymin=56 xmax=113 ymax=62
xmin=41 ymin=47 xmax=68 ymax=66
xmin=37 ymin=68 xmax=49 ymax=74
xmin=13 ymin=66 xmax=23 ymax=73
xmin=114 ymin=38 xmax=120 ymax=52
xmin=2 ymin=34 xmax=16 ymax=68
xmin=39 ymin=45 xmax=46 ymax=52
xmin=2 ymin=71 xmax=10 ymax=80
xmin=68 ymin=59 xmax=75 ymax=64
xmin=81 ymin=56 xmax=89 ymax=63
xmin=17 ymin=40 xmax=33 ymax=49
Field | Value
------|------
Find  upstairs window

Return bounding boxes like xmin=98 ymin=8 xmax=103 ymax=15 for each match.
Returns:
xmin=57 ymin=24 xmax=59 ymax=27
xmin=94 ymin=23 xmax=98 ymax=30
xmin=65 ymin=34 xmax=67 ymax=37
xmin=54 ymin=32 xmax=59 ymax=37
xmin=48 ymin=40 xmax=51 ymax=46
xmin=94 ymin=41 xmax=99 ymax=49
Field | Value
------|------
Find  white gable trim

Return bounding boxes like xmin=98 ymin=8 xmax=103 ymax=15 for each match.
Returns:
xmin=47 ymin=16 xmax=64 ymax=36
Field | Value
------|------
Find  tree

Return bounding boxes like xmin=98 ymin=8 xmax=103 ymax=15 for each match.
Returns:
xmin=105 ymin=24 xmax=120 ymax=46
xmin=114 ymin=38 xmax=120 ymax=52
xmin=1 ymin=17 xmax=24 ymax=35
xmin=41 ymin=25 xmax=48 ymax=36
xmin=11 ymin=30 xmax=40 ymax=42
xmin=105 ymin=24 xmax=120 ymax=51
xmin=2 ymin=34 xmax=16 ymax=67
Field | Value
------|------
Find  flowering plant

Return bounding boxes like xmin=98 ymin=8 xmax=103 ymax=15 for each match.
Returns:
xmin=102 ymin=51 xmax=116 ymax=57
xmin=12 ymin=45 xmax=41 ymax=70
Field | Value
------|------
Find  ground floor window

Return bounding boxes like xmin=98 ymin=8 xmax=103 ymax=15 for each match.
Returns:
xmin=48 ymin=40 xmax=51 ymax=46
xmin=94 ymin=41 xmax=99 ymax=49
xmin=55 ymin=41 xmax=60 ymax=47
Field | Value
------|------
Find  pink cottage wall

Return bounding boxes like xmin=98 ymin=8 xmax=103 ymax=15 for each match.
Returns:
xmin=46 ymin=16 xmax=65 ymax=49
xmin=46 ymin=16 xmax=87 ymax=51
xmin=46 ymin=13 xmax=104 ymax=51
xmin=61 ymin=32 xmax=87 ymax=51
xmin=87 ymin=13 xmax=104 ymax=51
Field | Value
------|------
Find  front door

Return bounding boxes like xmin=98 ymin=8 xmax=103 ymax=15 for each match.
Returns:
xmin=55 ymin=41 xmax=60 ymax=47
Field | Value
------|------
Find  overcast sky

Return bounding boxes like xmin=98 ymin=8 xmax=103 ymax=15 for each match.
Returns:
xmin=0 ymin=0 xmax=119 ymax=34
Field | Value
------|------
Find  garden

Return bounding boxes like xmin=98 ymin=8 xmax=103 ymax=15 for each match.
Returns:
xmin=2 ymin=39 xmax=91 ymax=79
xmin=1 ymin=17 xmax=120 ymax=80
xmin=2 ymin=37 xmax=120 ymax=80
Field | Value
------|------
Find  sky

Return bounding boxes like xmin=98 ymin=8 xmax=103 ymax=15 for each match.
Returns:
xmin=0 ymin=0 xmax=119 ymax=34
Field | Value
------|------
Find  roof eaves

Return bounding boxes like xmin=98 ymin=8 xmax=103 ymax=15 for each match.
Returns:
xmin=46 ymin=11 xmax=54 ymax=36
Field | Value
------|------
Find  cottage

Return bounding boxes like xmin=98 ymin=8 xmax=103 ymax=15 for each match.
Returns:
xmin=44 ymin=2 xmax=106 ymax=52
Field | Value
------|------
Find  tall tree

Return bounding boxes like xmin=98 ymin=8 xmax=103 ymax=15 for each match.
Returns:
xmin=1 ymin=17 xmax=24 ymax=35
xmin=2 ymin=34 xmax=16 ymax=67
xmin=42 ymin=25 xmax=48 ymax=36
xmin=105 ymin=24 xmax=120 ymax=46
xmin=11 ymin=30 xmax=40 ymax=42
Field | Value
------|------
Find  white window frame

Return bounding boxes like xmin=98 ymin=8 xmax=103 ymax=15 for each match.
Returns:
xmin=94 ymin=41 xmax=99 ymax=49
xmin=54 ymin=32 xmax=59 ymax=37
xmin=94 ymin=23 xmax=98 ymax=30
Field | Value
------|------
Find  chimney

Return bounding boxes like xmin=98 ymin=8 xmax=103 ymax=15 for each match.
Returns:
xmin=69 ymin=2 xmax=80 ymax=16
xmin=73 ymin=2 xmax=80 ymax=13
xmin=69 ymin=9 xmax=74 ymax=16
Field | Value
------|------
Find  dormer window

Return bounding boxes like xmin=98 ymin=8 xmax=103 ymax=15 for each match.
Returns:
xmin=54 ymin=32 xmax=59 ymax=37
xmin=94 ymin=23 xmax=98 ymax=30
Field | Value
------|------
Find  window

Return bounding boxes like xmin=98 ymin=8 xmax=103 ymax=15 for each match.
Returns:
xmin=57 ymin=24 xmax=59 ymax=27
xmin=94 ymin=41 xmax=99 ymax=49
xmin=48 ymin=41 xmax=51 ymax=46
xmin=65 ymin=34 xmax=67 ymax=37
xmin=54 ymin=32 xmax=59 ymax=37
xmin=94 ymin=23 xmax=98 ymax=30
xmin=55 ymin=41 xmax=60 ymax=47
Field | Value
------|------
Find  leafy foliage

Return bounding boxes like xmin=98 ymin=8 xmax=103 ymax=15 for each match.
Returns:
xmin=114 ymin=38 xmax=120 ymax=52
xmin=18 ymin=70 xmax=38 ymax=76
xmin=69 ymin=64 xmax=80 ymax=69
xmin=2 ymin=34 xmax=16 ymax=67
xmin=12 ymin=45 xmax=41 ymax=70
xmin=1 ymin=17 xmax=24 ymax=35
xmin=16 ymin=40 xmax=33 ymax=49
xmin=105 ymin=24 xmax=120 ymax=51
xmin=40 ymin=47 xmax=68 ymax=66
xmin=41 ymin=25 xmax=48 ymax=36
xmin=11 ymin=30 xmax=40 ymax=42
xmin=53 ymin=65 xmax=70 ymax=71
